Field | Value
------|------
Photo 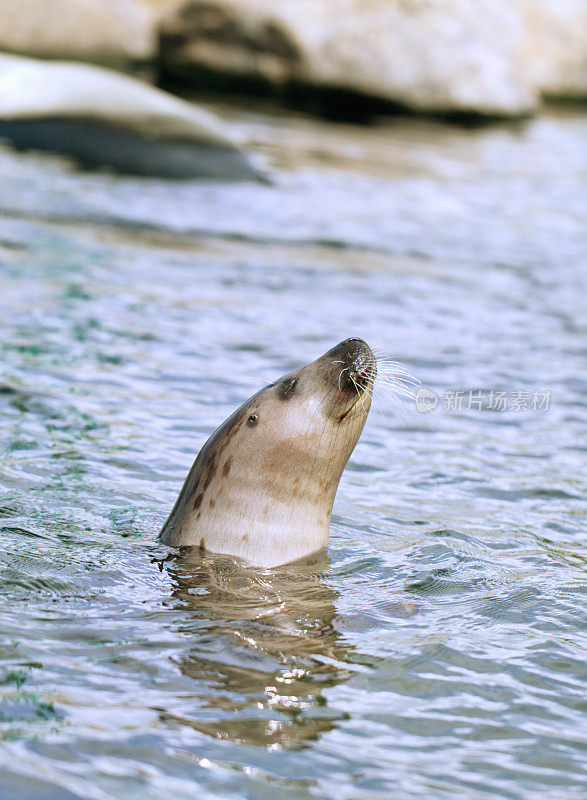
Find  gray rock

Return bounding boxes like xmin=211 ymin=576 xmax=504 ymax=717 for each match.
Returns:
xmin=0 ymin=53 xmax=266 ymax=180
xmin=158 ymin=0 xmax=587 ymax=116
xmin=0 ymin=0 xmax=155 ymax=64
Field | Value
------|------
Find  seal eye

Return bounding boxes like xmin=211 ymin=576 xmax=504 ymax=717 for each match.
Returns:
xmin=247 ymin=414 xmax=258 ymax=427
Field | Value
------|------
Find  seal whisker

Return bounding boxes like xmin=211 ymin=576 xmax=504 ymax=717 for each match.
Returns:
xmin=242 ymin=375 xmax=276 ymax=388
xmin=376 ymin=370 xmax=420 ymax=385
xmin=372 ymin=385 xmax=412 ymax=427
xmin=350 ymin=374 xmax=368 ymax=417
xmin=351 ymin=379 xmax=389 ymax=426
xmin=376 ymin=364 xmax=420 ymax=381
xmin=373 ymin=359 xmax=420 ymax=402
xmin=355 ymin=377 xmax=412 ymax=426
xmin=373 ymin=353 xmax=420 ymax=386
xmin=374 ymin=378 xmax=419 ymax=399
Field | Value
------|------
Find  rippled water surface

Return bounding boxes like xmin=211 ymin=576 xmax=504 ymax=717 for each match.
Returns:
xmin=0 ymin=104 xmax=585 ymax=800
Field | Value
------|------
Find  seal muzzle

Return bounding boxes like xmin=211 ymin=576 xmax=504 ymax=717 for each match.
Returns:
xmin=323 ymin=337 xmax=377 ymax=396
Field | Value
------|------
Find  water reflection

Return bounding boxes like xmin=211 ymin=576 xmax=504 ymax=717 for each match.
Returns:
xmin=162 ymin=549 xmax=352 ymax=748
xmin=1 ymin=101 xmax=585 ymax=799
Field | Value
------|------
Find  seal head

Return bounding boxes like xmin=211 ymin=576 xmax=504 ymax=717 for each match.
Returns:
xmin=159 ymin=338 xmax=376 ymax=567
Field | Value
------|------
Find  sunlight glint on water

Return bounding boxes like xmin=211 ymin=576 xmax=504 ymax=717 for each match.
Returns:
xmin=0 ymin=106 xmax=585 ymax=800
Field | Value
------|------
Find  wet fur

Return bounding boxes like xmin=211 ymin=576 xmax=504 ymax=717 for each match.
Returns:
xmin=159 ymin=339 xmax=375 ymax=567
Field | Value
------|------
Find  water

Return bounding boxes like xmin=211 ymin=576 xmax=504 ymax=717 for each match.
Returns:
xmin=0 ymin=103 xmax=585 ymax=800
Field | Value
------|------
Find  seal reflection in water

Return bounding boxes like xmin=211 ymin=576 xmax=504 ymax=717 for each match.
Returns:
xmin=159 ymin=338 xmax=376 ymax=566
xmin=160 ymin=549 xmax=356 ymax=748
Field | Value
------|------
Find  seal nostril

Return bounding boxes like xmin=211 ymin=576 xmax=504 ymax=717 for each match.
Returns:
xmin=327 ymin=338 xmax=374 ymax=369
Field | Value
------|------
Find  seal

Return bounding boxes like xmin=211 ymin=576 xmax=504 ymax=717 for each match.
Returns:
xmin=159 ymin=338 xmax=376 ymax=567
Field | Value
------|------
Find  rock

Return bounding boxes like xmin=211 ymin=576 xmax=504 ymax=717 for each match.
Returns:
xmin=0 ymin=53 xmax=265 ymax=180
xmin=0 ymin=0 xmax=156 ymax=64
xmin=158 ymin=0 xmax=587 ymax=117
xmin=521 ymin=1 xmax=587 ymax=100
